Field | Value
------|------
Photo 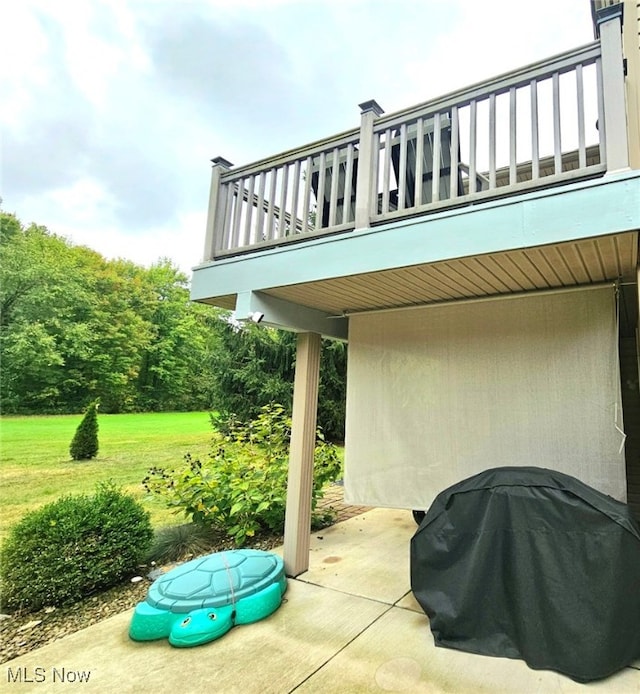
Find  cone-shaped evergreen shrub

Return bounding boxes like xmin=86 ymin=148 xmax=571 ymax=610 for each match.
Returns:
xmin=70 ymin=401 xmax=99 ymax=460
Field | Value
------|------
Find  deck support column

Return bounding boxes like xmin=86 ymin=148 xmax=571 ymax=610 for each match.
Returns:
xmin=283 ymin=332 xmax=322 ymax=577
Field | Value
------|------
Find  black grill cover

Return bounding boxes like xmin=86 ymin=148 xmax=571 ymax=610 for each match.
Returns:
xmin=410 ymin=466 xmax=640 ymax=682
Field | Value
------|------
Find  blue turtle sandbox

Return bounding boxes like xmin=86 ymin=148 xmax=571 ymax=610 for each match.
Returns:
xmin=129 ymin=549 xmax=287 ymax=647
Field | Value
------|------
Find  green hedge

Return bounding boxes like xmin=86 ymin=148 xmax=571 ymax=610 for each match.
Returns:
xmin=0 ymin=483 xmax=153 ymax=612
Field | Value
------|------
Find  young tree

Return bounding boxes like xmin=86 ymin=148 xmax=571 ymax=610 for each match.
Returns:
xmin=69 ymin=401 xmax=100 ymax=460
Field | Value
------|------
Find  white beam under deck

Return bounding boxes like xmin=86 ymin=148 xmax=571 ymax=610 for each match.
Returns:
xmin=234 ymin=291 xmax=348 ymax=341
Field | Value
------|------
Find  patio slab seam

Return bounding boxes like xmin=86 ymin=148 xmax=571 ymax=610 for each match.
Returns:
xmin=291 ymin=575 xmax=400 ymax=609
xmin=287 ymin=601 xmax=395 ymax=694
xmin=393 ymin=592 xmax=421 ymax=610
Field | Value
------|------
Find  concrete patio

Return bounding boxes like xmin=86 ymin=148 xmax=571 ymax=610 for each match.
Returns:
xmin=4 ymin=507 xmax=640 ymax=693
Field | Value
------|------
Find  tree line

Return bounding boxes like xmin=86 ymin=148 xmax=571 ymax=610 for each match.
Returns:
xmin=0 ymin=211 xmax=346 ymax=440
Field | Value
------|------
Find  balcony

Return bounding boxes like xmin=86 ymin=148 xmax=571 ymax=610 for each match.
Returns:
xmin=200 ymin=28 xmax=629 ymax=263
xmin=192 ymin=6 xmax=637 ymax=334
xmin=190 ymin=5 xmax=640 ymax=577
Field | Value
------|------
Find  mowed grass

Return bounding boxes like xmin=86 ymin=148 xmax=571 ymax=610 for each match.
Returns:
xmin=0 ymin=412 xmax=214 ymax=541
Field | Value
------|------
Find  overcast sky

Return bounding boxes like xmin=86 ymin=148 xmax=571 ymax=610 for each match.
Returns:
xmin=2 ymin=0 xmax=595 ymax=278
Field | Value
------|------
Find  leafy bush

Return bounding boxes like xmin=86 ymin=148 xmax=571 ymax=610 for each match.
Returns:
xmin=143 ymin=404 xmax=342 ymax=545
xmin=69 ymin=400 xmax=99 ymax=460
xmin=0 ymin=483 xmax=153 ymax=612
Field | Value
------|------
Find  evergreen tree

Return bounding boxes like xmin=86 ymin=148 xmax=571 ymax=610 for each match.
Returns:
xmin=69 ymin=401 xmax=100 ymax=460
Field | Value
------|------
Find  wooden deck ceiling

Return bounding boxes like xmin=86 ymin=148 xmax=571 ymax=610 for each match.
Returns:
xmin=202 ymin=229 xmax=638 ymax=336
xmin=261 ymin=232 xmax=638 ymax=317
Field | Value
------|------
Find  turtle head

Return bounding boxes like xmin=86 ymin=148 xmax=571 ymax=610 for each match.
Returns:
xmin=169 ymin=605 xmax=235 ymax=647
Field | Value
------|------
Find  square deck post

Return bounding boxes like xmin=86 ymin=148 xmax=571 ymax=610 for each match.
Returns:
xmin=596 ymin=5 xmax=630 ymax=173
xmin=354 ymin=100 xmax=384 ymax=230
xmin=283 ymin=332 xmax=322 ymax=577
xmin=203 ymin=157 xmax=233 ymax=262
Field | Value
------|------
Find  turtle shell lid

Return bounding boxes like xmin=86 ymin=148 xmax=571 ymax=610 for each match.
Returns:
xmin=147 ymin=549 xmax=284 ymax=614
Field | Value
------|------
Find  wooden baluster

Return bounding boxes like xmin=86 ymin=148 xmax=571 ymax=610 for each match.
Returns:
xmin=530 ymin=78 xmax=540 ymax=180
xmin=301 ymin=156 xmax=312 ymax=234
xmin=415 ymin=117 xmax=424 ymax=205
xmin=398 ymin=122 xmax=407 ymax=210
xmin=553 ymin=72 xmax=562 ymax=175
xmin=278 ymin=164 xmax=289 ymax=239
xmin=328 ymin=147 xmax=340 ymax=227
xmin=431 ymin=112 xmax=442 ymax=202
xmin=266 ymin=167 xmax=278 ymax=241
xmin=382 ymin=128 xmax=392 ymax=214
xmin=449 ymin=106 xmax=459 ymax=199
xmin=342 ymin=143 xmax=355 ymax=224
xmin=243 ymin=175 xmax=255 ymax=246
xmin=469 ymin=100 xmax=477 ymax=194
xmin=290 ymin=160 xmax=301 ymax=234
xmin=509 ymin=87 xmax=517 ymax=185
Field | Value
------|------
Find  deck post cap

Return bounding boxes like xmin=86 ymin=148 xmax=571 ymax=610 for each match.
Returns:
xmin=594 ymin=3 xmax=623 ymax=36
xmin=211 ymin=156 xmax=234 ymax=169
xmin=358 ymin=100 xmax=384 ymax=117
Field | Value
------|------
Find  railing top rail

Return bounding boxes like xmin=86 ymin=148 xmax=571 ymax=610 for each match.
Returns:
xmin=220 ymin=127 xmax=360 ymax=183
xmin=374 ymin=41 xmax=602 ymax=131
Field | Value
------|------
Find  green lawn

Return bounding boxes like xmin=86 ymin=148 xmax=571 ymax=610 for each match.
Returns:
xmin=0 ymin=412 xmax=214 ymax=541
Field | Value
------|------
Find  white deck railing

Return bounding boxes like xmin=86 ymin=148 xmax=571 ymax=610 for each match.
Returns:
xmin=370 ymin=43 xmax=605 ymax=224
xmin=204 ymin=11 xmax=628 ymax=260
